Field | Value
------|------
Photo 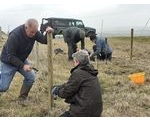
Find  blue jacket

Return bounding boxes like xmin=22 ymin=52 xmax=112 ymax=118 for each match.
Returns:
xmin=0 ymin=24 xmax=47 ymax=68
xmin=94 ymin=36 xmax=112 ymax=56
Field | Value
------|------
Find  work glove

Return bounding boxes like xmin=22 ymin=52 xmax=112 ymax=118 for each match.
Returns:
xmin=51 ymin=85 xmax=61 ymax=100
xmin=51 ymin=86 xmax=60 ymax=95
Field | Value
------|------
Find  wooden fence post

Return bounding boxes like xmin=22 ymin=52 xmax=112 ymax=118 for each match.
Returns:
xmin=35 ymin=42 xmax=39 ymax=69
xmin=130 ymin=28 xmax=134 ymax=60
xmin=47 ymin=33 xmax=54 ymax=112
xmin=0 ymin=26 xmax=2 ymax=41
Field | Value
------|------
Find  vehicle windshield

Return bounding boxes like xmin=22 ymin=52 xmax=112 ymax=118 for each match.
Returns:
xmin=51 ymin=19 xmax=84 ymax=27
xmin=52 ymin=20 xmax=70 ymax=27
xmin=42 ymin=19 xmax=48 ymax=25
xmin=75 ymin=20 xmax=84 ymax=27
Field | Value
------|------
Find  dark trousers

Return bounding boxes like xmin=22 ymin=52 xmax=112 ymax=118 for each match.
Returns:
xmin=67 ymin=42 xmax=77 ymax=60
xmin=59 ymin=111 xmax=73 ymax=117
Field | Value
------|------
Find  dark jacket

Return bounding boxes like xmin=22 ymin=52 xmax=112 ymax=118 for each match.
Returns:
xmin=58 ymin=63 xmax=103 ymax=117
xmin=0 ymin=24 xmax=47 ymax=68
xmin=63 ymin=27 xmax=85 ymax=49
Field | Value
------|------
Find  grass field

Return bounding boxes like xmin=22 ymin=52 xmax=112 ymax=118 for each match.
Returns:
xmin=0 ymin=36 xmax=150 ymax=116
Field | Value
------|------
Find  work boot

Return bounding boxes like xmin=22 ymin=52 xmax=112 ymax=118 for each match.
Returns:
xmin=18 ymin=83 xmax=32 ymax=100
xmin=17 ymin=83 xmax=32 ymax=106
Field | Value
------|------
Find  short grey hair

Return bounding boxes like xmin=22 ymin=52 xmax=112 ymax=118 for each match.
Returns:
xmin=72 ymin=50 xmax=89 ymax=65
xmin=25 ymin=18 xmax=39 ymax=29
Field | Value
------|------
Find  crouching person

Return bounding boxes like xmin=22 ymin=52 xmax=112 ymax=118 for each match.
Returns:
xmin=90 ymin=34 xmax=112 ymax=61
xmin=51 ymin=50 xmax=103 ymax=117
xmin=62 ymin=27 xmax=85 ymax=61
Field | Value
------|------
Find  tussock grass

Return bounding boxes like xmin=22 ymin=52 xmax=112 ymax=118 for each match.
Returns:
xmin=0 ymin=36 xmax=150 ymax=116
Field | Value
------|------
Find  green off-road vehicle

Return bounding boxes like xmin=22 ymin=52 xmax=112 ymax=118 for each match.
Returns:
xmin=40 ymin=17 xmax=96 ymax=38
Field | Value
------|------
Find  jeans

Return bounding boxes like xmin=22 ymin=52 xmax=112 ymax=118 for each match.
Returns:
xmin=0 ymin=60 xmax=36 ymax=92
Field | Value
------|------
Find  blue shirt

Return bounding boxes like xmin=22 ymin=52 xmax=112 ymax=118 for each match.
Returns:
xmin=94 ymin=36 xmax=112 ymax=56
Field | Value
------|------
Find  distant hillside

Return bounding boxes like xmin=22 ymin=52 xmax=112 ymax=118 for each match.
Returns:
xmin=97 ymin=26 xmax=150 ymax=37
xmin=0 ymin=30 xmax=7 ymax=50
xmin=1 ymin=30 xmax=7 ymax=35
xmin=0 ymin=30 xmax=8 ymax=40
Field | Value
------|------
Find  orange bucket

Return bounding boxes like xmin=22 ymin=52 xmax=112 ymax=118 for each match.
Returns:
xmin=128 ymin=72 xmax=145 ymax=84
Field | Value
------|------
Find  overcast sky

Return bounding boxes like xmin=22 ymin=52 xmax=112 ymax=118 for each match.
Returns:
xmin=0 ymin=1 xmax=150 ymax=34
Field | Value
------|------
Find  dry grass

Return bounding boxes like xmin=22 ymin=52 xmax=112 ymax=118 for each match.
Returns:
xmin=0 ymin=36 xmax=150 ymax=116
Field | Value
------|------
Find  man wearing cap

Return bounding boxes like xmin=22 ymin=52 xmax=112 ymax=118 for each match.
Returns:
xmin=63 ymin=27 xmax=85 ymax=60
xmin=51 ymin=50 xmax=103 ymax=117
xmin=90 ymin=34 xmax=112 ymax=61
